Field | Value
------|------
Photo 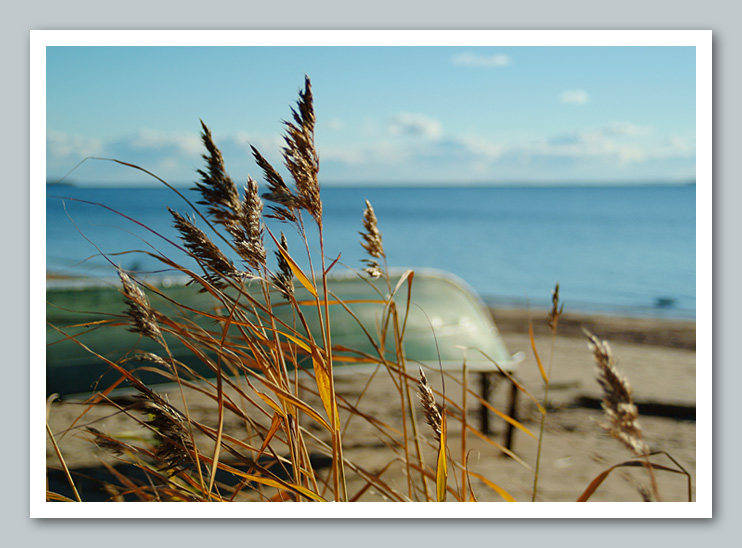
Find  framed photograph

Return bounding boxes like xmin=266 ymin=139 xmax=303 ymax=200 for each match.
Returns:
xmin=33 ymin=29 xmax=711 ymax=518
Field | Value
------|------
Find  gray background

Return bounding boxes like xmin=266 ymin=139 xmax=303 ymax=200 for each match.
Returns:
xmin=6 ymin=0 xmax=736 ymax=543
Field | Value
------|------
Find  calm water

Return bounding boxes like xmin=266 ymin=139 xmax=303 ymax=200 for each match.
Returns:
xmin=46 ymin=184 xmax=696 ymax=318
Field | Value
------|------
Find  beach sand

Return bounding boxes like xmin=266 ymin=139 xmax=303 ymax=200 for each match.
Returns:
xmin=46 ymin=307 xmax=696 ymax=503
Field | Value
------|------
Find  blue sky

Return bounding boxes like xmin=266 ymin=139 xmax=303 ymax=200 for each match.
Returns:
xmin=46 ymin=46 xmax=696 ymax=186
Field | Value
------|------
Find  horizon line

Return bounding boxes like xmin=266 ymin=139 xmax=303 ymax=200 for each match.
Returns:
xmin=47 ymin=179 xmax=696 ymax=190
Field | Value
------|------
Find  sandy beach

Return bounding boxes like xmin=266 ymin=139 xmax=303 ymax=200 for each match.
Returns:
xmin=46 ymin=307 xmax=696 ymax=503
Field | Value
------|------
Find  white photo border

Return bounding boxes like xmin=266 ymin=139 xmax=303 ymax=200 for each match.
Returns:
xmin=31 ymin=29 xmax=712 ymax=519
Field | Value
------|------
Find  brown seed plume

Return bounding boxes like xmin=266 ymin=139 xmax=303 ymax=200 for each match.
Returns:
xmin=228 ymin=177 xmax=266 ymax=271
xmin=86 ymin=427 xmax=125 ymax=456
xmin=548 ymin=282 xmax=564 ymax=331
xmin=360 ymin=200 xmax=384 ymax=258
xmin=418 ymin=368 xmax=442 ymax=442
xmin=118 ymin=269 xmax=163 ymax=343
xmin=585 ymin=330 xmax=648 ymax=457
xmin=194 ymin=121 xmax=242 ymax=229
xmin=124 ymin=386 xmax=196 ymax=475
xmin=359 ymin=200 xmax=384 ymax=278
xmin=252 ymin=145 xmax=298 ymax=223
xmin=271 ymin=232 xmax=295 ymax=300
xmin=141 ymin=396 xmax=195 ymax=474
xmin=282 ymin=76 xmax=322 ymax=224
xmin=169 ymin=208 xmax=243 ymax=287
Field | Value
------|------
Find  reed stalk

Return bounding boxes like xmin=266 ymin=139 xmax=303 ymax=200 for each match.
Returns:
xmin=532 ymin=283 xmax=563 ymax=501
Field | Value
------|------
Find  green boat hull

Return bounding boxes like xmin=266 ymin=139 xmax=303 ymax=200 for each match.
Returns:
xmin=46 ymin=270 xmax=521 ymax=396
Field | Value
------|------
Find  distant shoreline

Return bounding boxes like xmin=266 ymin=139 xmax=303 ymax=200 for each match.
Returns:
xmin=45 ymin=180 xmax=696 ymax=191
xmin=489 ymin=306 xmax=695 ymax=351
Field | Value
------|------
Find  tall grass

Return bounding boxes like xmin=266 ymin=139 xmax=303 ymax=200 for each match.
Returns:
xmin=45 ymin=77 xmax=692 ymax=503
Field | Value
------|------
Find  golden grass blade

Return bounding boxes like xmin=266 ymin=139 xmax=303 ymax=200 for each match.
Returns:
xmin=390 ymin=269 xmax=415 ymax=299
xmin=461 ymin=363 xmax=468 ymax=502
xmin=254 ymin=391 xmax=287 ymax=418
xmin=393 ymin=269 xmax=415 ymax=340
xmin=293 ymin=298 xmax=387 ymax=306
xmin=530 ymin=321 xmax=549 ymax=384
xmin=577 ymin=459 xmax=689 ymax=502
xmin=436 ymin=413 xmax=448 ymax=502
xmin=465 ymin=424 xmax=532 ymax=469
xmin=464 ymin=452 xmax=478 ymax=502
xmin=62 ymin=319 xmax=116 ymax=328
xmin=466 ymin=469 xmax=516 ymax=502
xmin=650 ymin=450 xmax=693 ymax=502
xmin=46 ymin=492 xmax=77 ymax=502
xmin=312 ymin=352 xmax=341 ymax=430
xmin=348 ymin=460 xmax=398 ymax=502
xmin=281 ymin=331 xmax=312 ymax=352
xmin=207 ymin=296 xmax=241 ymax=497
xmin=475 ymin=397 xmax=536 ymax=439
xmin=330 ymin=354 xmax=378 ymax=364
xmin=476 ymin=349 xmax=546 ymax=414
xmin=46 ymin=421 xmax=81 ymax=502
xmin=98 ymin=459 xmax=167 ymax=502
xmin=267 ymin=229 xmax=317 ymax=297
xmin=577 ymin=469 xmax=614 ymax=502
xmin=258 ymin=413 xmax=284 ymax=457
xmin=247 ymin=373 xmax=332 ymax=430
xmin=213 ymin=462 xmax=327 ymax=502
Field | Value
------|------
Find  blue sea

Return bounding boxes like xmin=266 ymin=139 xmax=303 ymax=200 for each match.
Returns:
xmin=46 ymin=184 xmax=696 ymax=319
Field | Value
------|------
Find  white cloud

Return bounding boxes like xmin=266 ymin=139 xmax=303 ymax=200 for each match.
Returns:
xmin=124 ymin=129 xmax=203 ymax=156
xmin=386 ymin=113 xmax=443 ymax=139
xmin=526 ymin=126 xmax=647 ymax=165
xmin=559 ymin=89 xmax=590 ymax=105
xmin=47 ymin=120 xmax=695 ymax=186
xmin=45 ymin=128 xmax=287 ymax=183
xmin=651 ymin=134 xmax=695 ymax=158
xmin=510 ymin=123 xmax=697 ymax=168
xmin=47 ymin=130 xmax=104 ymax=160
xmin=596 ymin=122 xmax=652 ymax=137
xmin=324 ymin=118 xmax=345 ymax=131
xmin=322 ymin=133 xmax=505 ymax=174
xmin=452 ymin=52 xmax=512 ymax=68
xmin=447 ymin=135 xmax=505 ymax=160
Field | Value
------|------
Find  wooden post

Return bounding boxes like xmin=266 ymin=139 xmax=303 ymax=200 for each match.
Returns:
xmin=504 ymin=380 xmax=519 ymax=451
xmin=478 ymin=372 xmax=493 ymax=434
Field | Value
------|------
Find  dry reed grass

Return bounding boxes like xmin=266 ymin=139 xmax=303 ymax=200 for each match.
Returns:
xmin=45 ymin=76 xmax=692 ymax=504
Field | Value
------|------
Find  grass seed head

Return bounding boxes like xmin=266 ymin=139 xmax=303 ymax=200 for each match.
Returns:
xmin=118 ymin=269 xmax=163 ymax=343
xmin=271 ymin=232 xmax=295 ymax=300
xmin=418 ymin=368 xmax=442 ymax=442
xmin=585 ymin=330 xmax=648 ymax=457
xmin=359 ymin=200 xmax=385 ymax=278
xmin=253 ymin=145 xmax=298 ymax=223
xmin=360 ymin=200 xmax=385 ymax=258
xmin=132 ymin=388 xmax=196 ymax=475
xmin=229 ymin=177 xmax=266 ymax=271
xmin=282 ymin=76 xmax=322 ymax=224
xmin=195 ymin=121 xmax=243 ymax=229
xmin=548 ymin=282 xmax=564 ymax=331
xmin=169 ymin=208 xmax=244 ymax=287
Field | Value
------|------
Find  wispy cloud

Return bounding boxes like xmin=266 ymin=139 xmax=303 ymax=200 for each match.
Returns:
xmin=452 ymin=52 xmax=512 ymax=68
xmin=46 ymin=128 xmax=283 ymax=183
xmin=596 ymin=122 xmax=651 ymax=137
xmin=324 ymin=118 xmax=345 ymax=131
xmin=386 ymin=113 xmax=443 ymax=139
xmin=47 ymin=130 xmax=104 ymax=160
xmin=514 ymin=123 xmax=695 ymax=168
xmin=110 ymin=129 xmax=203 ymax=157
xmin=47 ymin=121 xmax=695 ymax=185
xmin=559 ymin=89 xmax=590 ymax=105
xmin=323 ymin=120 xmax=694 ymax=181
